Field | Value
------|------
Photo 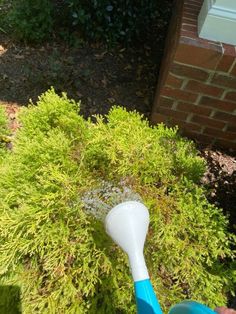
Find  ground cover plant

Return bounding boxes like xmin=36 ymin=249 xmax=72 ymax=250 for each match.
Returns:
xmin=0 ymin=89 xmax=235 ymax=313
xmin=3 ymin=0 xmax=172 ymax=46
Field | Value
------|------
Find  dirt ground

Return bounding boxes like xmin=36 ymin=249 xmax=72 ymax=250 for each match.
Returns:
xmin=0 ymin=34 xmax=159 ymax=118
xmin=200 ymin=147 xmax=236 ymax=232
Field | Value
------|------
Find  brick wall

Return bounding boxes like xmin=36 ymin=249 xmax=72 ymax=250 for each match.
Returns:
xmin=151 ymin=0 xmax=236 ymax=151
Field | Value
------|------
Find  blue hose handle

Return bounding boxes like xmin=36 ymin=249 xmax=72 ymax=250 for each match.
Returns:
xmin=169 ymin=301 xmax=216 ymax=314
xmin=134 ymin=279 xmax=163 ymax=314
xmin=134 ymin=279 xmax=216 ymax=314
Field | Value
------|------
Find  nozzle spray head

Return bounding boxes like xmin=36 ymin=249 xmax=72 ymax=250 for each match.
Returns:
xmin=105 ymin=201 xmax=149 ymax=282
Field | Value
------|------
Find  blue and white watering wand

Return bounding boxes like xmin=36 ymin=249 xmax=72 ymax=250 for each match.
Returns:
xmin=105 ymin=201 xmax=216 ymax=314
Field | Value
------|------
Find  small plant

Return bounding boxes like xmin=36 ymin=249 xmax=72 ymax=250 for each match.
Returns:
xmin=0 ymin=0 xmax=12 ymax=34
xmin=8 ymin=0 xmax=53 ymax=42
xmin=0 ymin=89 xmax=234 ymax=313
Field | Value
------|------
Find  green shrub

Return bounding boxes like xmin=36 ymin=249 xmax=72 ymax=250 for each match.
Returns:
xmin=0 ymin=0 xmax=10 ymax=34
xmin=7 ymin=0 xmax=170 ymax=45
xmin=9 ymin=0 xmax=53 ymax=42
xmin=0 ymin=106 xmax=9 ymax=156
xmin=0 ymin=106 xmax=8 ymax=137
xmin=0 ymin=89 xmax=234 ymax=313
xmin=58 ymin=0 xmax=163 ymax=45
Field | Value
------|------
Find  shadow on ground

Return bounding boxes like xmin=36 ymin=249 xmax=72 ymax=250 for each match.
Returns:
xmin=0 ymin=34 xmax=165 ymax=119
xmin=201 ymin=148 xmax=236 ymax=232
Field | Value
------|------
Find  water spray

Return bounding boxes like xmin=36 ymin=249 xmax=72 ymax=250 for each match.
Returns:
xmin=83 ymin=182 xmax=216 ymax=313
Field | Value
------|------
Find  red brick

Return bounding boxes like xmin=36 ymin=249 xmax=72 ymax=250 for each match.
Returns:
xmin=184 ymin=131 xmax=214 ymax=144
xmin=186 ymin=1 xmax=202 ymax=9
xmin=211 ymin=73 xmax=236 ymax=89
xmin=168 ymin=119 xmax=201 ymax=133
xmin=177 ymin=102 xmax=212 ymax=116
xmin=197 ymin=38 xmax=222 ymax=50
xmin=219 ymin=44 xmax=236 ymax=73
xmin=199 ymin=96 xmax=236 ymax=112
xmin=171 ymin=63 xmax=209 ymax=81
xmin=179 ymin=32 xmax=222 ymax=50
xmin=204 ymin=127 xmax=236 ymax=141
xmin=223 ymin=44 xmax=236 ymax=57
xmin=226 ymin=123 xmax=236 ymax=133
xmin=231 ymin=62 xmax=236 ymax=77
xmin=216 ymin=55 xmax=235 ymax=73
xmin=183 ymin=8 xmax=198 ymax=18
xmin=152 ymin=114 xmax=201 ymax=132
xmin=215 ymin=139 xmax=236 ymax=151
xmin=182 ymin=13 xmax=198 ymax=21
xmin=152 ymin=0 xmax=236 ymax=151
xmin=213 ymin=111 xmax=236 ymax=124
xmin=179 ymin=121 xmax=202 ymax=133
xmin=182 ymin=17 xmax=195 ymax=26
xmin=166 ymin=74 xmax=183 ymax=88
xmin=159 ymin=97 xmax=175 ymax=109
xmin=185 ymin=80 xmax=223 ymax=97
xmin=182 ymin=24 xmax=198 ymax=33
xmin=175 ymin=42 xmax=222 ymax=70
xmin=180 ymin=30 xmax=198 ymax=39
xmin=151 ymin=113 xmax=168 ymax=125
xmin=161 ymin=86 xmax=198 ymax=103
xmin=151 ymin=113 xmax=190 ymax=129
xmin=183 ymin=7 xmax=199 ymax=14
xmin=184 ymin=3 xmax=201 ymax=10
xmin=224 ymin=91 xmax=236 ymax=102
xmin=191 ymin=115 xmax=226 ymax=129
xmin=157 ymin=107 xmax=189 ymax=121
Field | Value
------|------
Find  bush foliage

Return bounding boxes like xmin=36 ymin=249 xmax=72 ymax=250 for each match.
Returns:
xmin=0 ymin=89 xmax=235 ymax=313
xmin=8 ymin=0 xmax=53 ymax=42
xmin=7 ymin=0 xmax=170 ymax=45
xmin=0 ymin=106 xmax=9 ymax=155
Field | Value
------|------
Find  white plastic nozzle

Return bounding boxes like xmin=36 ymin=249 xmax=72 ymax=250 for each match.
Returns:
xmin=105 ymin=201 xmax=150 ymax=282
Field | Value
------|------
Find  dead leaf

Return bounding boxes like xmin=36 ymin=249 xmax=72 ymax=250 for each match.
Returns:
xmin=14 ymin=55 xmax=25 ymax=59
xmin=9 ymin=113 xmax=15 ymax=120
xmin=135 ymin=91 xmax=144 ymax=97
xmin=101 ymin=77 xmax=108 ymax=87
xmin=136 ymin=65 xmax=143 ymax=80
xmin=94 ymin=51 xmax=107 ymax=60
xmin=107 ymin=97 xmax=115 ymax=103
xmin=124 ymin=64 xmax=132 ymax=71
xmin=76 ymin=91 xmax=83 ymax=97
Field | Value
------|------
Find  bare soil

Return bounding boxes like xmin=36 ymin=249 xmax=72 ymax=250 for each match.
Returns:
xmin=0 ymin=34 xmax=159 ymax=118
xmin=200 ymin=147 xmax=236 ymax=232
